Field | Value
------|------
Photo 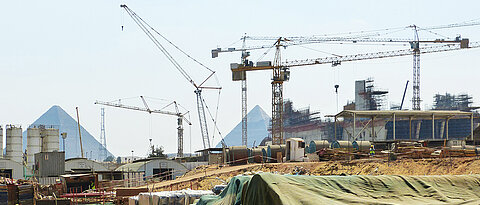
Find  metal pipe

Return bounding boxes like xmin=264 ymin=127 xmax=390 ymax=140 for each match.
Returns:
xmin=371 ymin=116 xmax=375 ymax=141
xmin=353 ymin=113 xmax=356 ymax=142
xmin=432 ymin=114 xmax=435 ymax=139
xmin=334 ymin=117 xmax=337 ymax=141
xmin=471 ymin=113 xmax=474 ymax=142
xmin=409 ymin=117 xmax=412 ymax=140
xmin=393 ymin=113 xmax=396 ymax=140
xmin=446 ymin=118 xmax=449 ymax=140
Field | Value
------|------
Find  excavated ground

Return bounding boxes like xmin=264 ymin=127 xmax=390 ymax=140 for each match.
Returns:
xmin=144 ymin=157 xmax=480 ymax=191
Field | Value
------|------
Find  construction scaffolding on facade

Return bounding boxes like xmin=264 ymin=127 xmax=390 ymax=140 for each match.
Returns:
xmin=433 ymin=93 xmax=480 ymax=111
xmin=355 ymin=78 xmax=388 ymax=111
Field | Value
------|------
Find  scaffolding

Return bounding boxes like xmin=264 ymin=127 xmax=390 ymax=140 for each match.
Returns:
xmin=433 ymin=93 xmax=479 ymax=111
xmin=355 ymin=78 xmax=388 ymax=111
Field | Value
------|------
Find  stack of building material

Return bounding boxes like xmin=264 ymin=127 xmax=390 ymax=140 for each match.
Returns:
xmin=6 ymin=185 xmax=17 ymax=205
xmin=0 ymin=185 xmax=7 ymax=205
xmin=442 ymin=146 xmax=477 ymax=157
xmin=131 ymin=190 xmax=214 ymax=205
xmin=17 ymin=185 xmax=33 ymax=205
xmin=184 ymin=190 xmax=214 ymax=205
xmin=138 ymin=191 xmax=186 ymax=204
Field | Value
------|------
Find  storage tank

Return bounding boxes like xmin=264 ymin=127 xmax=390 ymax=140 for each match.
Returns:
xmin=352 ymin=141 xmax=372 ymax=151
xmin=228 ymin=146 xmax=248 ymax=165
xmin=27 ymin=127 xmax=42 ymax=168
xmin=330 ymin=140 xmax=353 ymax=149
xmin=309 ymin=140 xmax=329 ymax=153
xmin=5 ymin=125 xmax=23 ymax=164
xmin=267 ymin=144 xmax=286 ymax=162
xmin=248 ymin=146 xmax=266 ymax=163
xmin=42 ymin=128 xmax=59 ymax=152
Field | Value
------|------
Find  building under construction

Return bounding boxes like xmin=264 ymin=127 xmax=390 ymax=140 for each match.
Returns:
xmin=433 ymin=93 xmax=479 ymax=111
xmin=282 ymin=100 xmax=340 ymax=143
xmin=355 ymin=78 xmax=388 ymax=111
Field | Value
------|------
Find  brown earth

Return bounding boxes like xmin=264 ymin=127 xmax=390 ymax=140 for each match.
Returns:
xmin=142 ymin=157 xmax=480 ymax=191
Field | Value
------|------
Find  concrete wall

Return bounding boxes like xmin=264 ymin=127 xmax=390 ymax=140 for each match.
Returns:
xmin=284 ymin=128 xmax=326 ymax=145
xmin=116 ymin=159 xmax=188 ymax=180
xmin=355 ymin=80 xmax=367 ymax=110
xmin=0 ymin=159 xmax=32 ymax=179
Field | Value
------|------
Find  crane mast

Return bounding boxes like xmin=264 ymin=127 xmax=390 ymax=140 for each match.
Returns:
xmin=241 ymin=36 xmax=248 ymax=146
xmin=121 ymin=4 xmax=221 ymax=150
xmin=95 ymin=98 xmax=191 ymax=157
xmin=411 ymin=25 xmax=421 ymax=110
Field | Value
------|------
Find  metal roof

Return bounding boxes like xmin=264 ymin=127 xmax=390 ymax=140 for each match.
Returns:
xmin=331 ymin=110 xmax=473 ymax=119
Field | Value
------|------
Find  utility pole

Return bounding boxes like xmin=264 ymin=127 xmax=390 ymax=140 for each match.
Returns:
xmin=61 ymin=132 xmax=67 ymax=152
xmin=76 ymin=107 xmax=84 ymax=158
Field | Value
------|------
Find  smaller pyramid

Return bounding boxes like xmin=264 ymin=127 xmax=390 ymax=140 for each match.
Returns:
xmin=23 ymin=105 xmax=114 ymax=160
xmin=216 ymin=105 xmax=270 ymax=147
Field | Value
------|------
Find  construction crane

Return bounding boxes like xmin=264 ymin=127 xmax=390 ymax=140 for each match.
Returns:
xmin=221 ymin=20 xmax=480 ymax=111
xmin=120 ymin=5 xmax=224 ymax=149
xmin=215 ymin=36 xmax=480 ymax=145
xmin=98 ymin=108 xmax=107 ymax=161
xmin=95 ymin=96 xmax=191 ymax=158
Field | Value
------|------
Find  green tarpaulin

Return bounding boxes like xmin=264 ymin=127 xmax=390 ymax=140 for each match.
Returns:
xmin=196 ymin=173 xmax=480 ymax=205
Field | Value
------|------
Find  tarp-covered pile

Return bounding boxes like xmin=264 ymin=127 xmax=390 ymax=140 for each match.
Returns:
xmin=130 ymin=189 xmax=213 ymax=205
xmin=196 ymin=173 xmax=480 ymax=204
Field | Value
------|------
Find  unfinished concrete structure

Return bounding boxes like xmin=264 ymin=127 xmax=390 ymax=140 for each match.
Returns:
xmin=355 ymin=79 xmax=388 ymax=111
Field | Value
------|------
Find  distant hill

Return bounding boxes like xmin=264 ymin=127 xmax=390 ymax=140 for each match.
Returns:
xmin=216 ymin=105 xmax=270 ymax=148
xmin=22 ymin=105 xmax=114 ymax=160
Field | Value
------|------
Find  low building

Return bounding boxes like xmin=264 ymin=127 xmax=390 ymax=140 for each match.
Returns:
xmin=115 ymin=158 xmax=188 ymax=184
xmin=286 ymin=138 xmax=305 ymax=162
xmin=0 ymin=159 xmax=31 ymax=179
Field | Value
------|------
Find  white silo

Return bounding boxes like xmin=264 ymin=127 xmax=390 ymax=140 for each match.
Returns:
xmin=0 ymin=125 xmax=3 ymax=158
xmin=5 ymin=125 xmax=23 ymax=164
xmin=42 ymin=128 xmax=59 ymax=152
xmin=27 ymin=127 xmax=42 ymax=168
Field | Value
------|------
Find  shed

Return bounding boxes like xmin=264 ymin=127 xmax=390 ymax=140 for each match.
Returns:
xmin=115 ymin=158 xmax=188 ymax=181
xmin=0 ymin=159 xmax=31 ymax=180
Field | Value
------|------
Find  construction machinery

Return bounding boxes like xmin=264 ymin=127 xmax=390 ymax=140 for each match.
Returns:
xmin=95 ymin=96 xmax=191 ymax=158
xmin=120 ymin=5 xmax=224 ymax=149
xmin=213 ymin=28 xmax=480 ymax=145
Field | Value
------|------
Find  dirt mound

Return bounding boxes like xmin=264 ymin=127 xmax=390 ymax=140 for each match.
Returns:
xmin=149 ymin=157 xmax=480 ymax=191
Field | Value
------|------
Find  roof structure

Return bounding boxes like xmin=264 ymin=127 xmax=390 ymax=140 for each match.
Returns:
xmin=332 ymin=110 xmax=473 ymax=119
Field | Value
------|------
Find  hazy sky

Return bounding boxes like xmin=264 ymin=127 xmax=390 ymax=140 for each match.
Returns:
xmin=1 ymin=0 xmax=480 ymax=157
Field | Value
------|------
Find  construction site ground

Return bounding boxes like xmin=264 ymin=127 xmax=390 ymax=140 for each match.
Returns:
xmin=139 ymin=157 xmax=480 ymax=191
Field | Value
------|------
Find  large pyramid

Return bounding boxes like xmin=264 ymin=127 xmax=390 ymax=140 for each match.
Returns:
xmin=216 ymin=105 xmax=271 ymax=148
xmin=22 ymin=105 xmax=113 ymax=160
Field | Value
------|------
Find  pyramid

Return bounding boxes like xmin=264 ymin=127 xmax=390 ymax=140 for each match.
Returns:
xmin=22 ymin=105 xmax=114 ymax=160
xmin=216 ymin=105 xmax=271 ymax=148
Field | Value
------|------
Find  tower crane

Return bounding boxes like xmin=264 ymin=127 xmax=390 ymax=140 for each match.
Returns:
xmin=95 ymin=96 xmax=191 ymax=158
xmin=214 ymin=36 xmax=480 ymax=145
xmin=120 ymin=5 xmax=224 ymax=149
xmin=217 ymin=20 xmax=480 ymax=112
